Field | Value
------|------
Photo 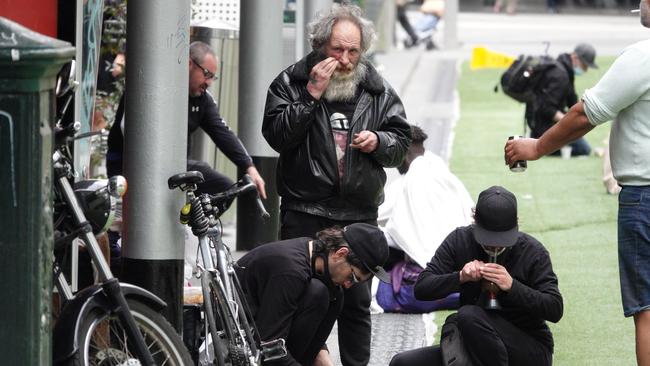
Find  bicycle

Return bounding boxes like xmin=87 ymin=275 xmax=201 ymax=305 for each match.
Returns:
xmin=168 ymin=171 xmax=287 ymax=366
xmin=51 ymin=61 xmax=192 ymax=365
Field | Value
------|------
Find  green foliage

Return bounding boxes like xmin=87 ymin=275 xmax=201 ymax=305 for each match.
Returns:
xmin=436 ymin=56 xmax=636 ymax=365
xmin=101 ymin=0 xmax=126 ymax=56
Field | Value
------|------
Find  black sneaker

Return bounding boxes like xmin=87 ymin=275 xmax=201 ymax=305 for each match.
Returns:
xmin=425 ymin=39 xmax=438 ymax=50
xmin=403 ymin=37 xmax=419 ymax=49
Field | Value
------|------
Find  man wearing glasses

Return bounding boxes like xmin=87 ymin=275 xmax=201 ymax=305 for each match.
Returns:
xmin=107 ymin=41 xmax=265 ymax=197
xmin=185 ymin=41 xmax=265 ymax=196
xmin=235 ymin=223 xmax=391 ymax=366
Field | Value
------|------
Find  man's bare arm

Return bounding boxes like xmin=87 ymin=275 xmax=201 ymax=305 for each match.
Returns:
xmin=505 ymin=101 xmax=595 ymax=165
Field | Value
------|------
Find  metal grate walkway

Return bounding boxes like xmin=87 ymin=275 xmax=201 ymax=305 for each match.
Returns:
xmin=326 ymin=312 xmax=437 ymax=366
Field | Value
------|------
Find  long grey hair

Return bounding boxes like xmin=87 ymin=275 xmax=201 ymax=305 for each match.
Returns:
xmin=307 ymin=3 xmax=377 ymax=54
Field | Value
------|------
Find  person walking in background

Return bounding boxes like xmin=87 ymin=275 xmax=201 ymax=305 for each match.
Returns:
xmin=493 ymin=0 xmax=517 ymax=14
xmin=397 ymin=0 xmax=443 ymax=50
xmin=525 ymin=43 xmax=598 ymax=158
xmin=396 ymin=0 xmax=422 ymax=48
xmin=262 ymin=3 xmax=411 ymax=365
xmin=389 ymin=186 xmax=563 ymax=366
xmin=505 ymin=1 xmax=650 ymax=363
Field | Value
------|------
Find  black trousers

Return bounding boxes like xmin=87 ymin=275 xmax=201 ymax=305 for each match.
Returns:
xmin=389 ymin=345 xmax=443 ymax=366
xmin=389 ymin=305 xmax=552 ymax=366
xmin=280 ymin=210 xmax=377 ymax=366
xmin=276 ymin=279 xmax=343 ymax=365
xmin=187 ymin=159 xmax=233 ymax=195
xmin=396 ymin=4 xmax=418 ymax=43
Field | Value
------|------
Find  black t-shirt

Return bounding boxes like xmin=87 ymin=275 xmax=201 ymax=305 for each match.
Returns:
xmin=235 ymin=238 xmax=313 ymax=365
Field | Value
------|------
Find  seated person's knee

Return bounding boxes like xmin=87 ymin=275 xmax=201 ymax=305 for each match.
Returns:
xmin=303 ymin=279 xmax=331 ymax=312
xmin=389 ymin=351 xmax=408 ymax=366
xmin=457 ymin=304 xmax=485 ymax=332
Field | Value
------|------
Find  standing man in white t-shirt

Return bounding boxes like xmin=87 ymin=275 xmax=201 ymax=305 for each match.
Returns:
xmin=504 ymin=1 xmax=650 ymax=363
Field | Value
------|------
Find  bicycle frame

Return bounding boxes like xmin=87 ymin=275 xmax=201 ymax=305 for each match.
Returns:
xmin=195 ymin=225 xmax=260 ymax=365
xmin=170 ymin=172 xmax=286 ymax=365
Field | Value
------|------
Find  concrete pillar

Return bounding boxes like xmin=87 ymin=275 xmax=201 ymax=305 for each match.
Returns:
xmin=296 ymin=0 xmax=333 ymax=58
xmin=122 ymin=0 xmax=190 ymax=331
xmin=237 ymin=0 xmax=285 ymax=250
xmin=443 ymin=0 xmax=459 ymax=49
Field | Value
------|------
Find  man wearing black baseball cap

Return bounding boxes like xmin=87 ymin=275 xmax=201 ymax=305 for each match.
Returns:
xmin=235 ymin=223 xmax=389 ymax=366
xmin=390 ymin=186 xmax=563 ymax=366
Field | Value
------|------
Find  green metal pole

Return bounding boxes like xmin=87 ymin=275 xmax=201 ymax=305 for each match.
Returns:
xmin=0 ymin=17 xmax=74 ymax=364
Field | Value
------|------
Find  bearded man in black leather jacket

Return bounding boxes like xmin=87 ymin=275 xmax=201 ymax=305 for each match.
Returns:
xmin=525 ymin=43 xmax=598 ymax=157
xmin=262 ymin=4 xmax=411 ymax=366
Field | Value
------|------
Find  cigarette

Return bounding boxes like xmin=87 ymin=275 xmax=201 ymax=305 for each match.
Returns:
xmin=631 ymin=8 xmax=640 ymax=13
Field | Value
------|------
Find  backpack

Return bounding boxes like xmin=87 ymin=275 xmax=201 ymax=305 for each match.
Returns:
xmin=497 ymin=54 xmax=558 ymax=103
xmin=376 ymin=260 xmax=460 ymax=313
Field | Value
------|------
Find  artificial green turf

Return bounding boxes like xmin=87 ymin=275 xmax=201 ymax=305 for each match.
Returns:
xmin=439 ymin=56 xmax=636 ymax=365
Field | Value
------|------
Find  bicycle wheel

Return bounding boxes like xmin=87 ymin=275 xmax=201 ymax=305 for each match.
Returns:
xmin=59 ymin=298 xmax=193 ymax=366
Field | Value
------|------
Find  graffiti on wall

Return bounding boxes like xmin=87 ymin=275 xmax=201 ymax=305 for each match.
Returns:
xmin=75 ymin=0 xmax=104 ymax=178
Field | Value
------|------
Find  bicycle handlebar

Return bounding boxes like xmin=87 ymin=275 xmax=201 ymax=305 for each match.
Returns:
xmin=243 ymin=175 xmax=271 ymax=220
xmin=209 ymin=175 xmax=270 ymax=219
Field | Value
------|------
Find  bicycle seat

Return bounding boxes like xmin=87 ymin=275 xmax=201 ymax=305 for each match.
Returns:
xmin=168 ymin=171 xmax=205 ymax=190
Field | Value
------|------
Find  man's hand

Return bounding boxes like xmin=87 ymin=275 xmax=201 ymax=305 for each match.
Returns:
xmin=307 ymin=57 xmax=339 ymax=100
xmin=313 ymin=349 xmax=334 ymax=366
xmin=350 ymin=131 xmax=378 ymax=153
xmin=479 ymin=263 xmax=513 ymax=292
xmin=459 ymin=260 xmax=485 ymax=284
xmin=504 ymin=137 xmax=541 ymax=167
xmin=246 ymin=166 xmax=267 ymax=200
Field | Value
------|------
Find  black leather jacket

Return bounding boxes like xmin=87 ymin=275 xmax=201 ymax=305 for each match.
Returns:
xmin=262 ymin=52 xmax=411 ymax=221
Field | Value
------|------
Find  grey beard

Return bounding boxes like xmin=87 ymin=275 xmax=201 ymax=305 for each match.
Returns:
xmin=323 ymin=62 xmax=368 ymax=103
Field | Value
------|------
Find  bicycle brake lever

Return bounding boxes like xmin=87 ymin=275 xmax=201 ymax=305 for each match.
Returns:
xmin=255 ymin=195 xmax=270 ymax=219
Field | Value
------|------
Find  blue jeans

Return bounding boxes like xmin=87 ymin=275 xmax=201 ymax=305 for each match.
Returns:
xmin=569 ymin=137 xmax=591 ymax=156
xmin=618 ymin=185 xmax=650 ymax=317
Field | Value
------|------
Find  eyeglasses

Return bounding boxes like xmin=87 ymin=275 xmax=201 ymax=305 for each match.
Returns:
xmin=347 ymin=263 xmax=361 ymax=284
xmin=191 ymin=58 xmax=218 ymax=81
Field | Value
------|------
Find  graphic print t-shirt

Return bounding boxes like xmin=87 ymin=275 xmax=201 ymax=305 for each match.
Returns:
xmin=326 ymin=99 xmax=356 ymax=179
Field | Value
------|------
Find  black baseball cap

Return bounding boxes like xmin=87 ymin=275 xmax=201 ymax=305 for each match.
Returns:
xmin=343 ymin=223 xmax=391 ymax=283
xmin=574 ymin=43 xmax=598 ymax=69
xmin=472 ymin=186 xmax=520 ymax=247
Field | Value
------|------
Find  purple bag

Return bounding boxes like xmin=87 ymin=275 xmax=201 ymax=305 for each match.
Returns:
xmin=376 ymin=260 xmax=460 ymax=313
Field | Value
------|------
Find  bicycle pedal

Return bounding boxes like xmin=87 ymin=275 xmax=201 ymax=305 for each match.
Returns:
xmin=260 ymin=338 xmax=287 ymax=361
